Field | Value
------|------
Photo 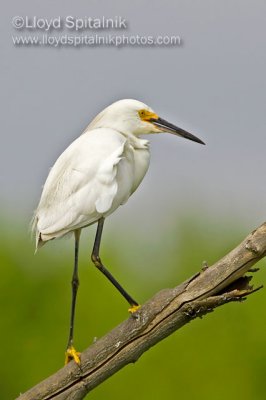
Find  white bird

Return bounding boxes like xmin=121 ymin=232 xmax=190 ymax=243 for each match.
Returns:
xmin=33 ymin=99 xmax=205 ymax=364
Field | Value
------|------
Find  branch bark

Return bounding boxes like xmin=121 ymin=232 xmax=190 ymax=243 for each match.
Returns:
xmin=17 ymin=222 xmax=266 ymax=400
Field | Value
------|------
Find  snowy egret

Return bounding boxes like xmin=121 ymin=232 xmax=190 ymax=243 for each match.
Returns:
xmin=33 ymin=99 xmax=205 ymax=364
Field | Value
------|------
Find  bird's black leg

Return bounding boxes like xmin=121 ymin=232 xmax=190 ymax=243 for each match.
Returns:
xmin=91 ymin=218 xmax=140 ymax=312
xmin=65 ymin=229 xmax=81 ymax=364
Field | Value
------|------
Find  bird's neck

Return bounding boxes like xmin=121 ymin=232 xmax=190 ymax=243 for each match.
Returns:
xmin=120 ymin=131 xmax=149 ymax=150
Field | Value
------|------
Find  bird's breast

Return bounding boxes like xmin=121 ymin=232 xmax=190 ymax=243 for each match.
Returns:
xmin=130 ymin=145 xmax=150 ymax=194
xmin=115 ymin=140 xmax=150 ymax=202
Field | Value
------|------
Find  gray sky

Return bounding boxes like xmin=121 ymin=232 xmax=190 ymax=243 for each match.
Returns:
xmin=1 ymin=0 xmax=265 ymax=233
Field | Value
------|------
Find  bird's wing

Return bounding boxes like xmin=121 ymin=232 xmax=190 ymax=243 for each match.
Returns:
xmin=34 ymin=128 xmax=133 ymax=244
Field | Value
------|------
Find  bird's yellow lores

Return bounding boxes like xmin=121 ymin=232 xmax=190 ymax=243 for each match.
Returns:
xmin=33 ymin=99 xmax=205 ymax=364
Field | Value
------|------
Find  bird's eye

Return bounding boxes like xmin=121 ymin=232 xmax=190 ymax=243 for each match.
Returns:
xmin=138 ymin=109 xmax=159 ymax=121
xmin=138 ymin=109 xmax=148 ymax=120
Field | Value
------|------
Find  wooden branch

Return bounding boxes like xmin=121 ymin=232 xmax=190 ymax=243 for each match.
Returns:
xmin=17 ymin=222 xmax=266 ymax=400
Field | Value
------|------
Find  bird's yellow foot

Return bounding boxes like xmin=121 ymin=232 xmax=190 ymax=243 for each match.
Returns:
xmin=128 ymin=304 xmax=141 ymax=314
xmin=65 ymin=345 xmax=81 ymax=365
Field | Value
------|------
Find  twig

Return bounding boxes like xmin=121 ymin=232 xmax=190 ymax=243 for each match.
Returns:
xmin=17 ymin=222 xmax=266 ymax=400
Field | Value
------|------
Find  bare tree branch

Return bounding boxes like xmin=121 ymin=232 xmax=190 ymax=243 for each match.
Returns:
xmin=17 ymin=222 xmax=266 ymax=400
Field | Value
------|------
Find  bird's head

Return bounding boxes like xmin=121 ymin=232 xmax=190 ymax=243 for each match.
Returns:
xmin=89 ymin=99 xmax=205 ymax=145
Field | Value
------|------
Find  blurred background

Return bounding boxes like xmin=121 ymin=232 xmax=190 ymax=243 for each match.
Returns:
xmin=1 ymin=1 xmax=266 ymax=399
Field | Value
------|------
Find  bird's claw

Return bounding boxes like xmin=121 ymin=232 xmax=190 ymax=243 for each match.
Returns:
xmin=65 ymin=345 xmax=81 ymax=365
xmin=128 ymin=304 xmax=141 ymax=314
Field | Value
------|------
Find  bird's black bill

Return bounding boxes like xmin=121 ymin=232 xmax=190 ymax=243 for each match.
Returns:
xmin=150 ymin=117 xmax=205 ymax=145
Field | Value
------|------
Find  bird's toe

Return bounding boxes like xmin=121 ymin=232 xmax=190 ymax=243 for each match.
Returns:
xmin=128 ymin=304 xmax=141 ymax=314
xmin=65 ymin=345 xmax=81 ymax=365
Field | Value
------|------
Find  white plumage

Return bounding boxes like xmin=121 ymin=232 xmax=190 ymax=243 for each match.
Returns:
xmin=34 ymin=100 xmax=151 ymax=247
xmin=32 ymin=98 xmax=204 ymax=364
